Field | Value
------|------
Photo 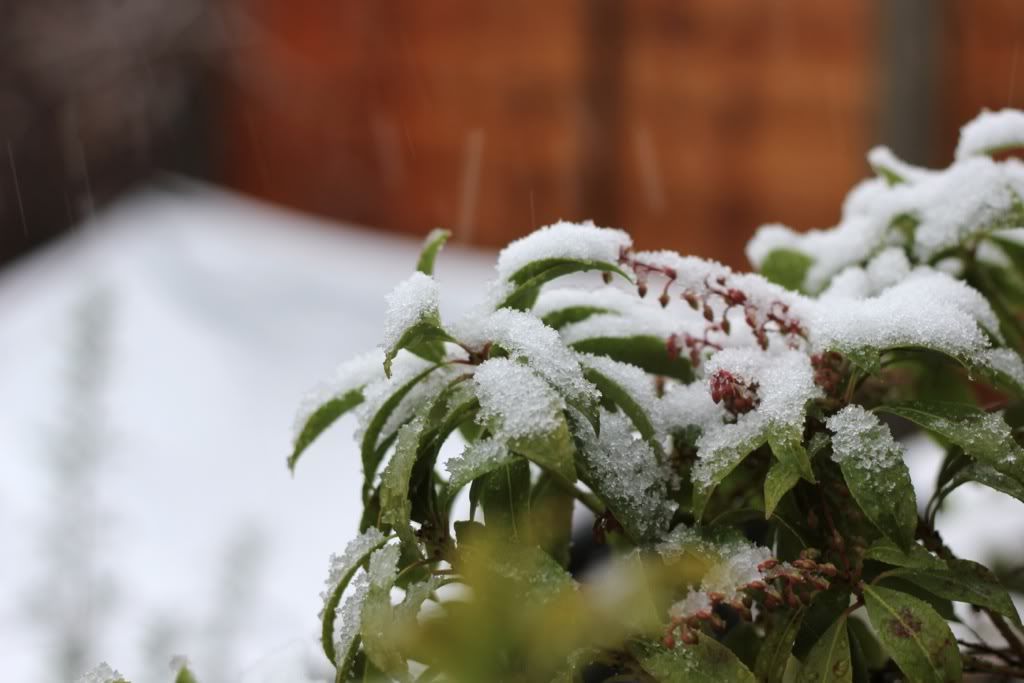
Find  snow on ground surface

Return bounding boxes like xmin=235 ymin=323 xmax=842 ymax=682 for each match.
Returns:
xmin=0 ymin=181 xmax=494 ymax=682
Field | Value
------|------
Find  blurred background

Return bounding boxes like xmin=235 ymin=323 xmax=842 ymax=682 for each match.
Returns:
xmin=2 ymin=1 xmax=1024 ymax=681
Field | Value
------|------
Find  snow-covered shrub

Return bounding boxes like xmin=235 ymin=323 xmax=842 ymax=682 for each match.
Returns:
xmin=288 ymin=111 xmax=1024 ymax=683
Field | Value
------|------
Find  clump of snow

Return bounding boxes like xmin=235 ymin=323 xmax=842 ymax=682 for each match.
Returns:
xmin=382 ymin=271 xmax=441 ymax=351
xmin=575 ymin=408 xmax=676 ymax=540
xmin=319 ymin=527 xmax=387 ymax=617
xmin=956 ymin=108 xmax=1024 ymax=160
xmin=868 ymin=145 xmax=935 ymax=184
xmin=692 ymin=349 xmax=821 ymax=486
xmin=334 ymin=571 xmax=370 ymax=666
xmin=495 ymin=220 xmax=631 ymax=282
xmin=473 ymin=358 xmax=565 ymax=440
xmin=669 ymin=591 xmax=712 ymax=619
xmin=658 ymin=526 xmax=773 ymax=617
xmin=826 ymin=405 xmax=901 ymax=472
xmin=809 ymin=267 xmax=1003 ymax=358
xmin=558 ymin=302 xmax=687 ymax=346
xmin=75 ymin=663 xmax=125 ymax=683
xmin=293 ymin=349 xmax=385 ymax=442
xmin=865 ymin=247 xmax=912 ymax=292
xmin=659 ymin=380 xmax=728 ymax=440
xmin=454 ymin=308 xmax=598 ymax=403
xmin=367 ymin=544 xmax=402 ymax=589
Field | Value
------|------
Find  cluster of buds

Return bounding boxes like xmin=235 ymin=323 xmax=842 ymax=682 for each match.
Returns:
xmin=750 ymin=550 xmax=838 ymax=610
xmin=709 ymin=369 xmax=760 ymax=418
xmin=617 ymin=251 xmax=807 ymax=368
xmin=811 ymin=351 xmax=848 ymax=402
xmin=663 ymin=548 xmax=838 ymax=648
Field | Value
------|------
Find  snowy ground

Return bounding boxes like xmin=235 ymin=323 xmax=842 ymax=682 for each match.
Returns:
xmin=0 ymin=182 xmax=1020 ymax=682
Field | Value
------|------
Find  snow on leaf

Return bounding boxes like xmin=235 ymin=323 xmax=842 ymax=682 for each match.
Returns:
xmin=290 ymin=349 xmax=384 ymax=470
xmin=75 ymin=663 xmax=128 ymax=683
xmin=416 ymin=228 xmax=451 ymax=276
xmin=318 ymin=528 xmax=389 ymax=665
xmin=574 ymin=408 xmax=676 ymax=542
xmin=955 ymin=108 xmax=1024 ymax=160
xmin=442 ymin=438 xmax=516 ymax=504
xmin=490 ymin=221 xmax=633 ymax=309
xmin=382 ymin=272 xmax=451 ymax=376
xmin=827 ymin=406 xmax=917 ymax=549
xmin=691 ymin=348 xmax=821 ymax=517
xmin=578 ymin=353 xmax=663 ymax=442
xmin=876 ymin=400 xmax=1024 ymax=486
xmin=454 ymin=308 xmax=598 ymax=405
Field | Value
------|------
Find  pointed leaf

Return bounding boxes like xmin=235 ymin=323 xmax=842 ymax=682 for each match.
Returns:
xmin=876 ymin=400 xmax=1024 ymax=486
xmin=416 ymin=228 xmax=451 ymax=275
xmin=769 ymin=428 xmax=816 ymax=483
xmin=499 ymin=259 xmax=632 ymax=311
xmin=794 ymin=587 xmax=852 ymax=658
xmin=628 ymin=637 xmax=757 ymax=683
xmin=947 ymin=461 xmax=1024 ymax=504
xmin=755 ymin=608 xmax=805 ymax=683
xmin=764 ymin=458 xmax=801 ymax=518
xmin=479 ymin=458 xmax=532 ymax=540
xmin=379 ymin=416 xmax=430 ymax=546
xmin=384 ymin=318 xmax=453 ymax=377
xmin=887 ymin=558 xmax=1021 ymax=626
xmin=360 ymin=364 xmax=443 ymax=501
xmin=541 ymin=305 xmax=613 ymax=330
xmin=828 ymin=407 xmax=917 ymax=549
xmin=582 ymin=365 xmax=657 ymax=442
xmin=570 ymin=336 xmax=693 ymax=382
xmin=862 ymin=584 xmax=961 ymax=683
xmin=798 ymin=615 xmax=852 ymax=683
xmin=289 ymin=389 xmax=364 ymax=472
xmin=864 ymin=540 xmax=947 ymax=570
xmin=441 ymin=439 xmax=517 ymax=507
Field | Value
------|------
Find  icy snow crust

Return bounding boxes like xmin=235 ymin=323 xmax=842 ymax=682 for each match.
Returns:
xmin=319 ymin=528 xmax=387 ymax=617
xmin=956 ymin=108 xmax=1024 ymax=160
xmin=473 ymin=357 xmax=565 ymax=440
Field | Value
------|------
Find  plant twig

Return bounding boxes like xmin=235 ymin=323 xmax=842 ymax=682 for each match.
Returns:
xmin=986 ymin=610 xmax=1024 ymax=664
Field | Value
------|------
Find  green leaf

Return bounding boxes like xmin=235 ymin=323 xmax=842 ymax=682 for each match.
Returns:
xmin=946 ymin=461 xmax=1024 ymax=504
xmin=384 ymin=318 xmax=453 ymax=378
xmin=876 ymin=400 xmax=1024 ymax=487
xmin=416 ymin=228 xmax=451 ymax=276
xmin=541 ymin=305 xmax=613 ymax=330
xmin=797 ymin=614 xmax=852 ymax=683
xmin=764 ymin=458 xmax=801 ymax=518
xmin=362 ymin=584 xmax=409 ymax=681
xmin=583 ymin=366 xmax=657 ymax=442
xmin=794 ymin=587 xmax=852 ymax=658
xmin=319 ymin=530 xmax=391 ymax=667
xmin=862 ymin=584 xmax=962 ymax=683
xmin=755 ymin=608 xmax=805 ymax=683
xmin=769 ymin=428 xmax=816 ymax=483
xmin=529 ymin=472 xmax=575 ymax=567
xmin=360 ymin=364 xmax=443 ymax=501
xmin=508 ymin=412 xmax=578 ymax=483
xmin=379 ymin=416 xmax=431 ymax=547
xmin=499 ymin=258 xmax=632 ymax=311
xmin=289 ymin=389 xmax=364 ymax=472
xmin=628 ymin=637 xmax=756 ymax=683
xmin=570 ymin=336 xmax=693 ymax=382
xmin=479 ymin=458 xmax=532 ymax=541
xmin=830 ymin=411 xmax=917 ymax=549
xmin=887 ymin=558 xmax=1021 ymax=626
xmin=760 ymin=249 xmax=813 ymax=292
xmin=864 ymin=539 xmax=947 ymax=570
xmin=441 ymin=439 xmax=517 ymax=507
